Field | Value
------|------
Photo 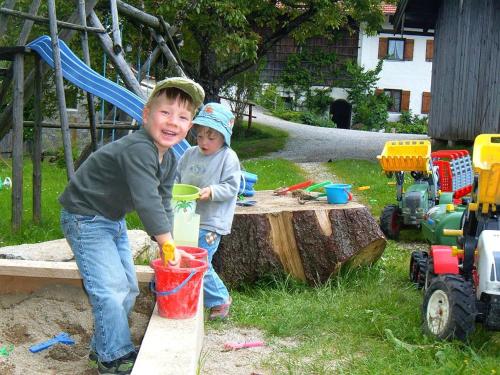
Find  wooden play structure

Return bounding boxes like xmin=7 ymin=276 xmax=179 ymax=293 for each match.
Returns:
xmin=0 ymin=0 xmax=185 ymax=231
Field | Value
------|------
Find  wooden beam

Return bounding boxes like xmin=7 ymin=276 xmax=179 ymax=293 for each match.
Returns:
xmin=48 ymin=0 xmax=75 ymax=180
xmin=11 ymin=52 xmax=23 ymax=231
xmin=138 ymin=46 xmax=160 ymax=81
xmin=32 ymin=56 xmax=42 ymax=224
xmin=88 ymin=11 xmax=146 ymax=99
xmin=0 ymin=46 xmax=30 ymax=60
xmin=0 ymin=259 xmax=154 ymax=282
xmin=115 ymin=0 xmax=161 ymax=31
xmin=0 ymin=7 xmax=106 ymax=33
xmin=110 ymin=0 xmax=123 ymax=54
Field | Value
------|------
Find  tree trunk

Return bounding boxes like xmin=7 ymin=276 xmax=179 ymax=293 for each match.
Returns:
xmin=213 ymin=191 xmax=387 ymax=286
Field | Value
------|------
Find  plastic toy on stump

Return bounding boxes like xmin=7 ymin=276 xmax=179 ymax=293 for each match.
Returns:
xmin=239 ymin=171 xmax=258 ymax=197
xmin=411 ymin=134 xmax=500 ymax=341
xmin=377 ymin=140 xmax=438 ymax=239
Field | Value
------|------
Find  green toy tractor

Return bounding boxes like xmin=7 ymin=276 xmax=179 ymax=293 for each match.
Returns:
xmin=378 ymin=141 xmax=474 ymax=241
xmin=378 ymin=140 xmax=438 ymax=239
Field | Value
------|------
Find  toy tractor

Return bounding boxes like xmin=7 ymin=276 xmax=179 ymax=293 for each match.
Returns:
xmin=378 ymin=140 xmax=474 ymax=241
xmin=410 ymin=134 xmax=500 ymax=341
xmin=377 ymin=140 xmax=439 ymax=239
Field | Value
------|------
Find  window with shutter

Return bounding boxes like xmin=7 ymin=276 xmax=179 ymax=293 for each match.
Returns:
xmin=421 ymin=92 xmax=431 ymax=114
xmin=425 ymin=40 xmax=434 ymax=62
xmin=384 ymin=89 xmax=402 ymax=112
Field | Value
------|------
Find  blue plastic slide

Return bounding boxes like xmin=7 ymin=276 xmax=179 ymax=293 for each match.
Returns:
xmin=27 ymin=35 xmax=189 ymax=158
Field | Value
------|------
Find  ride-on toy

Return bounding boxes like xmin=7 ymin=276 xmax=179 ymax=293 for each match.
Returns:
xmin=410 ymin=134 xmax=500 ymax=341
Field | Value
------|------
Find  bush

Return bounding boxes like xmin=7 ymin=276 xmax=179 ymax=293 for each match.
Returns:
xmin=385 ymin=111 xmax=428 ymax=134
xmin=257 ymin=84 xmax=286 ymax=111
xmin=300 ymin=112 xmax=336 ymax=128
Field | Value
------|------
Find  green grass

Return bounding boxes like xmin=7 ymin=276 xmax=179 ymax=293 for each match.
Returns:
xmin=225 ymin=241 xmax=500 ymax=374
xmin=242 ymin=158 xmax=306 ymax=190
xmin=232 ymin=122 xmax=288 ymax=160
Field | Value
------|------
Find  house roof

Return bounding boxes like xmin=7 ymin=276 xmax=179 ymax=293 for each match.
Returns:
xmin=393 ymin=0 xmax=440 ymax=32
xmin=381 ymin=4 xmax=397 ymax=15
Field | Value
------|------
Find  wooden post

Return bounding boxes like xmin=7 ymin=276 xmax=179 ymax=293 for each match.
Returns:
xmin=78 ymin=0 xmax=98 ymax=152
xmin=48 ymin=0 xmax=75 ymax=180
xmin=11 ymin=52 xmax=24 ymax=231
xmin=32 ymin=55 xmax=42 ymax=224
xmin=248 ymin=103 xmax=253 ymax=129
xmin=110 ymin=0 xmax=122 ymax=54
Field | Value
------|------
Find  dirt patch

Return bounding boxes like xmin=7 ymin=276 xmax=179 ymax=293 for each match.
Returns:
xmin=3 ymin=323 xmax=31 ymax=345
xmin=0 ymin=284 xmax=150 ymax=375
xmin=201 ymin=325 xmax=299 ymax=375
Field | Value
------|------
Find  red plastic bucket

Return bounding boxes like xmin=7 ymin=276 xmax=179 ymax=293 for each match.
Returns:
xmin=150 ymin=258 xmax=208 ymax=319
xmin=177 ymin=245 xmax=208 ymax=262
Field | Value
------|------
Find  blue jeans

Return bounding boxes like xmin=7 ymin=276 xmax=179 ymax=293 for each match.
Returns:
xmin=60 ymin=209 xmax=139 ymax=362
xmin=198 ymin=229 xmax=229 ymax=308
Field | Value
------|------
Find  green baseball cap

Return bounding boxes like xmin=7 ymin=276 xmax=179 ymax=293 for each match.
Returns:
xmin=147 ymin=77 xmax=205 ymax=109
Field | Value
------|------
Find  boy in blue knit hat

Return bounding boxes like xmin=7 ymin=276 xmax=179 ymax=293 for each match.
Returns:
xmin=176 ymin=102 xmax=241 ymax=320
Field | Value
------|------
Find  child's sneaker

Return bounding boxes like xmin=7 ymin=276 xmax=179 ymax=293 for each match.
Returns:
xmin=208 ymin=297 xmax=232 ymax=320
xmin=96 ymin=350 xmax=137 ymax=375
xmin=89 ymin=346 xmax=139 ymax=369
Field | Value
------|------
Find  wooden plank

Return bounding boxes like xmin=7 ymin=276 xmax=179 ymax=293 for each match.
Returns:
xmin=0 ymin=275 xmax=83 ymax=294
xmin=131 ymin=296 xmax=204 ymax=375
xmin=11 ymin=52 xmax=23 ymax=231
xmin=0 ymin=259 xmax=154 ymax=282
xmin=33 ymin=55 xmax=42 ymax=223
xmin=47 ymin=0 xmax=75 ymax=180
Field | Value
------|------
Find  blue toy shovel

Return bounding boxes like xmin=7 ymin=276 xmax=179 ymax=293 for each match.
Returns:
xmin=29 ymin=332 xmax=75 ymax=353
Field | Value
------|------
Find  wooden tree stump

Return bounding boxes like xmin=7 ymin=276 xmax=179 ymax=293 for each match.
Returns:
xmin=213 ymin=190 xmax=386 ymax=286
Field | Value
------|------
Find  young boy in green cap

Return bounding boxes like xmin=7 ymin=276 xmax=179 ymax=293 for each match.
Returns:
xmin=176 ymin=102 xmax=241 ymax=320
xmin=59 ymin=77 xmax=204 ymax=374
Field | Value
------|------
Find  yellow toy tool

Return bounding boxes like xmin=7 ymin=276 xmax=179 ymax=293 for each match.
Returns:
xmin=162 ymin=241 xmax=176 ymax=266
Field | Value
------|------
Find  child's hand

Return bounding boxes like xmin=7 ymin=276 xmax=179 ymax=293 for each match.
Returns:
xmin=198 ymin=187 xmax=211 ymax=201
xmin=168 ymin=248 xmax=195 ymax=268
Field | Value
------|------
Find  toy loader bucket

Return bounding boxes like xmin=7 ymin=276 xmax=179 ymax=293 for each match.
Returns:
xmin=472 ymin=134 xmax=500 ymax=206
xmin=377 ymin=140 xmax=431 ymax=173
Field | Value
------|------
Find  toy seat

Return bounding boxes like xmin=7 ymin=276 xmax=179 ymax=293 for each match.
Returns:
xmin=472 ymin=134 xmax=500 ymax=209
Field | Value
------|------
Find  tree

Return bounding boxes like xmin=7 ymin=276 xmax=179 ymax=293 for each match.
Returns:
xmin=149 ymin=0 xmax=387 ymax=101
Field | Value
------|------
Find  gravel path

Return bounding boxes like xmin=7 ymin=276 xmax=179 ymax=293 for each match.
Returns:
xmin=251 ymin=106 xmax=428 ymax=162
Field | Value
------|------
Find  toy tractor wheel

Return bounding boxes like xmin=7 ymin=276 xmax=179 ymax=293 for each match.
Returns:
xmin=380 ymin=204 xmax=401 ymax=240
xmin=422 ymin=274 xmax=476 ymax=341
xmin=409 ymin=251 xmax=428 ymax=288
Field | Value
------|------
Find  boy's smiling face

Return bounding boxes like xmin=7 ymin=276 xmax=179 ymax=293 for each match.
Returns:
xmin=142 ymin=95 xmax=193 ymax=155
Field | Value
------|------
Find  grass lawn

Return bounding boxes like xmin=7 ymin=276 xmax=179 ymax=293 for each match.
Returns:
xmin=2 ymin=142 xmax=499 ymax=374
xmin=232 ymin=122 xmax=288 ymax=160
